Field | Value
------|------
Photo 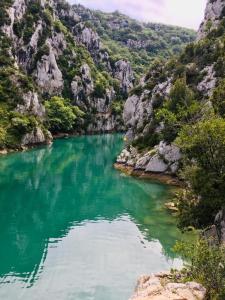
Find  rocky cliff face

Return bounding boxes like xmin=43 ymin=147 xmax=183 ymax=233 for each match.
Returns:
xmin=0 ymin=0 xmax=134 ymax=150
xmin=117 ymin=0 xmax=225 ymax=176
xmin=0 ymin=0 xmax=196 ymax=150
xmin=73 ymin=5 xmax=196 ymax=77
xmin=198 ymin=0 xmax=225 ymax=39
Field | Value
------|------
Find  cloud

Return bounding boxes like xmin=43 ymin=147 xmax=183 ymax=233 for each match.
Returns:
xmin=69 ymin=0 xmax=207 ymax=29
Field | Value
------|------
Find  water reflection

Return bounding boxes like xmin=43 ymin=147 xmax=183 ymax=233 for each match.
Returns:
xmin=0 ymin=134 xmax=183 ymax=299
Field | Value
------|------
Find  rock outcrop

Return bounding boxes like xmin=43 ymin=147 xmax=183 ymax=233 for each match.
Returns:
xmin=117 ymin=142 xmax=181 ymax=175
xmin=130 ymin=273 xmax=206 ymax=300
xmin=114 ymin=60 xmax=134 ymax=94
xmin=16 ymin=92 xmax=45 ymax=117
xmin=197 ymin=65 xmax=216 ymax=96
xmin=198 ymin=0 xmax=225 ymax=39
xmin=117 ymin=0 xmax=225 ymax=177
xmin=21 ymin=127 xmax=52 ymax=146
xmin=204 ymin=209 xmax=225 ymax=245
xmin=35 ymin=46 xmax=64 ymax=95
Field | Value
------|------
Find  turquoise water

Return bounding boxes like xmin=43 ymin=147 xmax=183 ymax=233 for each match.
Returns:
xmin=0 ymin=134 xmax=184 ymax=300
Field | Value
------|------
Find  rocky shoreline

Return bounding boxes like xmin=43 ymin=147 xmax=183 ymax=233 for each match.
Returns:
xmin=114 ymin=163 xmax=181 ymax=186
xmin=129 ymin=272 xmax=206 ymax=300
xmin=0 ymin=130 xmax=125 ymax=156
xmin=115 ymin=142 xmax=182 ymax=186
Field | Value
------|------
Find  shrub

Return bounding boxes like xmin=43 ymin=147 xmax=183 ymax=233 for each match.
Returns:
xmin=174 ymin=239 xmax=225 ymax=299
xmin=176 ymin=118 xmax=225 ymax=227
xmin=45 ymin=96 xmax=84 ymax=133
xmin=211 ymin=79 xmax=225 ymax=117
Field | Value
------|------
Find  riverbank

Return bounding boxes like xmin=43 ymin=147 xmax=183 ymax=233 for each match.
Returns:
xmin=114 ymin=163 xmax=182 ymax=186
xmin=0 ymin=131 xmax=125 ymax=155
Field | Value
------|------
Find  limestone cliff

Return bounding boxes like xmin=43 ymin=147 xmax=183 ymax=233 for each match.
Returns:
xmin=198 ymin=0 xmax=225 ymax=39
xmin=0 ymin=0 xmax=195 ymax=150
xmin=117 ymin=0 xmax=225 ymax=176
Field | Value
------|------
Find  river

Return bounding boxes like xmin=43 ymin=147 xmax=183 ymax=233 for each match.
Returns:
xmin=0 ymin=134 xmax=184 ymax=300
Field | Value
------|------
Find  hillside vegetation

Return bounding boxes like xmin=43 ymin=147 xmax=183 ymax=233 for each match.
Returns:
xmin=74 ymin=6 xmax=196 ymax=77
xmin=0 ymin=0 xmax=195 ymax=150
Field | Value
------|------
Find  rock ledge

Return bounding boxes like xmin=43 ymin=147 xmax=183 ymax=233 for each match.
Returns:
xmin=130 ymin=273 xmax=206 ymax=300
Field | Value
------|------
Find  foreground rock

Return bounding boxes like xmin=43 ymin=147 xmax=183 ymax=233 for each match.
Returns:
xmin=130 ymin=273 xmax=206 ymax=300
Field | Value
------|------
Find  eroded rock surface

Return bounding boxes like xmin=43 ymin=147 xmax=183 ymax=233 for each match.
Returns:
xmin=198 ymin=0 xmax=225 ymax=39
xmin=117 ymin=142 xmax=181 ymax=175
xmin=130 ymin=273 xmax=206 ymax=300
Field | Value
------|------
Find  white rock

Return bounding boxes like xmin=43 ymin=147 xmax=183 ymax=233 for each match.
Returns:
xmin=114 ymin=60 xmax=134 ymax=93
xmin=158 ymin=141 xmax=181 ymax=163
xmin=130 ymin=274 xmax=206 ymax=300
xmin=29 ymin=21 xmax=43 ymax=50
xmin=2 ymin=0 xmax=26 ymax=38
xmin=135 ymin=153 xmax=151 ymax=170
xmin=16 ymin=92 xmax=45 ymax=118
xmin=197 ymin=65 xmax=217 ymax=97
xmin=198 ymin=0 xmax=225 ymax=40
xmin=21 ymin=127 xmax=51 ymax=146
xmin=145 ymin=155 xmax=168 ymax=173
xmin=35 ymin=46 xmax=63 ymax=95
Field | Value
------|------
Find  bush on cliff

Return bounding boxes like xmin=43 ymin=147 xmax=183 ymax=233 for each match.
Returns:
xmin=45 ymin=96 xmax=84 ymax=133
xmin=175 ymin=117 xmax=225 ymax=228
xmin=156 ymin=79 xmax=201 ymax=143
xmin=174 ymin=238 xmax=225 ymax=299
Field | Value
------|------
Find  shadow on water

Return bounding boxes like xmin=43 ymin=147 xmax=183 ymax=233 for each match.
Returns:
xmin=0 ymin=134 xmax=185 ymax=299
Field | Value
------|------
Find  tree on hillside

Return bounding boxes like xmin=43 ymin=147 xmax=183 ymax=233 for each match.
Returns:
xmin=175 ymin=118 xmax=225 ymax=227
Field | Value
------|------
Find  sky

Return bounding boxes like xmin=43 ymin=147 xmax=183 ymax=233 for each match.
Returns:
xmin=69 ymin=0 xmax=207 ymax=30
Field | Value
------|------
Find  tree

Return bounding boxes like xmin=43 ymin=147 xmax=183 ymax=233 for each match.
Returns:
xmin=169 ymin=78 xmax=194 ymax=112
xmin=173 ymin=238 xmax=225 ymax=299
xmin=45 ymin=96 xmax=84 ymax=133
xmin=211 ymin=79 xmax=225 ymax=117
xmin=176 ymin=118 xmax=225 ymax=227
xmin=156 ymin=79 xmax=200 ymax=143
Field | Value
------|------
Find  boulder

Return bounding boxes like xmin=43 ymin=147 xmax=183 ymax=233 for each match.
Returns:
xmin=145 ymin=155 xmax=168 ymax=173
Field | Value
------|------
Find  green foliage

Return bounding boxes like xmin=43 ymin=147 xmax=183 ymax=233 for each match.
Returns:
xmin=174 ymin=239 xmax=225 ymax=299
xmin=111 ymin=100 xmax=124 ymax=115
xmin=10 ymin=113 xmax=36 ymax=134
xmin=176 ymin=118 xmax=225 ymax=227
xmin=156 ymin=79 xmax=201 ymax=143
xmin=0 ymin=102 xmax=41 ymax=149
xmin=86 ymin=9 xmax=196 ymax=77
xmin=169 ymin=79 xmax=194 ymax=112
xmin=45 ymin=96 xmax=84 ymax=133
xmin=0 ymin=0 xmax=13 ymax=27
xmin=93 ymin=73 xmax=109 ymax=98
xmin=54 ymin=20 xmax=68 ymax=34
xmin=211 ymin=79 xmax=225 ymax=117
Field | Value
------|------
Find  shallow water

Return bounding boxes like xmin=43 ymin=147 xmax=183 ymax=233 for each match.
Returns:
xmin=0 ymin=134 xmax=184 ymax=300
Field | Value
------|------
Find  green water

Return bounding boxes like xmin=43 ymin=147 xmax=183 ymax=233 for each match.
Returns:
xmin=0 ymin=134 xmax=184 ymax=300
